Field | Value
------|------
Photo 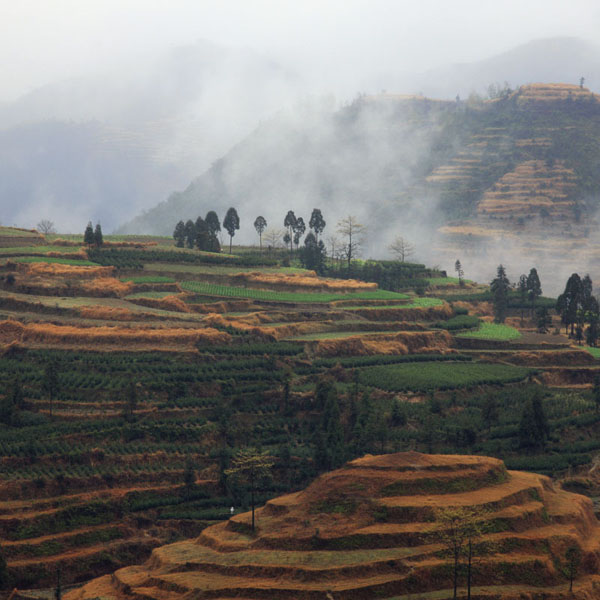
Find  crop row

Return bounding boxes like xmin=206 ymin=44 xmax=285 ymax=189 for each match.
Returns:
xmin=181 ymin=280 xmax=406 ymax=303
xmin=88 ymin=248 xmax=278 ymax=268
xmin=313 ymin=353 xmax=472 ymax=369
xmin=359 ymin=362 xmax=533 ymax=392
xmin=203 ymin=342 xmax=304 ymax=356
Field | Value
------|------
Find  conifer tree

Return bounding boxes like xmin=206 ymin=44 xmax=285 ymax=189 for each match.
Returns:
xmin=94 ymin=223 xmax=103 ymax=247
xmin=173 ymin=220 xmax=186 ymax=247
xmin=223 ymin=207 xmax=240 ymax=254
xmin=526 ymin=268 xmax=542 ymax=316
xmin=84 ymin=221 xmax=95 ymax=246
xmin=490 ymin=264 xmax=510 ymax=323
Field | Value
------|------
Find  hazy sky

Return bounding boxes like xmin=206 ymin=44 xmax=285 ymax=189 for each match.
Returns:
xmin=1 ymin=0 xmax=599 ymax=102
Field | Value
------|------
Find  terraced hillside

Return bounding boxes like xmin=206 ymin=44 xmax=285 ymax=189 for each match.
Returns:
xmin=69 ymin=452 xmax=600 ymax=600
xmin=3 ymin=230 xmax=600 ymax=590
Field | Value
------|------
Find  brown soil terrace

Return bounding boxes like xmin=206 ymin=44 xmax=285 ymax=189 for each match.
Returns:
xmin=68 ymin=452 xmax=600 ymax=600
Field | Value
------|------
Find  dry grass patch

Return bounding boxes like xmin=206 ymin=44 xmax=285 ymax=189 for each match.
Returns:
xmin=0 ymin=320 xmax=230 ymax=347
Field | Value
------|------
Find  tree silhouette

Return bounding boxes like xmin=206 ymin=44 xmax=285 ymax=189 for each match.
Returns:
xmin=84 ymin=222 xmax=95 ymax=247
xmin=336 ymin=215 xmax=365 ymax=268
xmin=283 ymin=211 xmax=297 ymax=253
xmin=37 ymin=219 xmax=55 ymax=235
xmin=253 ymin=216 xmax=267 ymax=251
xmin=389 ymin=236 xmax=414 ymax=263
xmin=223 ymin=208 xmax=240 ymax=254
xmin=173 ymin=221 xmax=186 ymax=247
xmin=94 ymin=223 xmax=103 ymax=248
xmin=490 ymin=265 xmax=510 ymax=323
xmin=205 ymin=211 xmax=221 ymax=236
xmin=309 ymin=208 xmax=326 ymax=241
xmin=225 ymin=448 xmax=274 ymax=532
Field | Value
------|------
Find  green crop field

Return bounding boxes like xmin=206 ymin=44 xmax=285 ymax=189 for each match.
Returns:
xmin=180 ymin=281 xmax=408 ymax=303
xmin=344 ymin=297 xmax=443 ymax=310
xmin=121 ymin=276 xmax=176 ymax=284
xmin=125 ymin=291 xmax=175 ymax=299
xmin=6 ymin=256 xmax=97 ymax=266
xmin=0 ymin=245 xmax=84 ymax=255
xmin=359 ymin=362 xmax=532 ymax=391
xmin=457 ymin=322 xmax=522 ymax=341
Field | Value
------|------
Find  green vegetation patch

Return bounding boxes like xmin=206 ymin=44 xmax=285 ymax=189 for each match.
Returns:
xmin=434 ymin=315 xmax=481 ymax=331
xmin=180 ymin=281 xmax=408 ymax=303
xmin=7 ymin=256 xmax=97 ymax=266
xmin=121 ymin=275 xmax=176 ymax=284
xmin=359 ymin=362 xmax=532 ymax=391
xmin=457 ymin=322 xmax=522 ymax=341
xmin=427 ymin=277 xmax=472 ymax=286
xmin=0 ymin=245 xmax=84 ymax=255
xmin=583 ymin=346 xmax=600 ymax=359
xmin=125 ymin=291 xmax=175 ymax=299
xmin=344 ymin=297 xmax=444 ymax=310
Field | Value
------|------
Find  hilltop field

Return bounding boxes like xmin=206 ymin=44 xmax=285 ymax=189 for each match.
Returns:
xmin=70 ymin=452 xmax=600 ymax=600
xmin=0 ymin=228 xmax=599 ymax=591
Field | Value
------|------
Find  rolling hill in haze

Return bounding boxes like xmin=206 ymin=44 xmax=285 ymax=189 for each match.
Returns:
xmin=2 ymin=37 xmax=600 ymax=236
xmin=120 ymin=80 xmax=600 ymax=289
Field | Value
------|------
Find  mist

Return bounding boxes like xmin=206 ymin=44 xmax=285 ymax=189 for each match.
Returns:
xmin=2 ymin=1 xmax=600 ymax=289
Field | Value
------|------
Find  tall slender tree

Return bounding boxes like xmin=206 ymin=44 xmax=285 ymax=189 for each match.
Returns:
xmin=223 ymin=207 xmax=240 ymax=254
xmin=94 ymin=223 xmax=103 ymax=248
xmin=309 ymin=208 xmax=326 ymax=241
xmin=253 ymin=216 xmax=267 ymax=251
xmin=526 ymin=268 xmax=542 ymax=317
xmin=336 ymin=215 xmax=365 ymax=268
xmin=184 ymin=219 xmax=196 ymax=249
xmin=517 ymin=274 xmax=528 ymax=325
xmin=293 ymin=216 xmax=306 ymax=251
xmin=283 ymin=211 xmax=297 ymax=254
xmin=205 ymin=211 xmax=221 ymax=237
xmin=225 ymin=448 xmax=274 ymax=532
xmin=84 ymin=222 xmax=95 ymax=247
xmin=490 ymin=265 xmax=510 ymax=323
xmin=173 ymin=221 xmax=186 ymax=247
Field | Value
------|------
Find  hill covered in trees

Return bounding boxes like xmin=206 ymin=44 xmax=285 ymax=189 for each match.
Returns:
xmin=120 ymin=82 xmax=600 ymax=284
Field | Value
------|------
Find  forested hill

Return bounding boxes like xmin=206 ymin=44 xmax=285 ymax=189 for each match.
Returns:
xmin=119 ymin=83 xmax=600 ymax=257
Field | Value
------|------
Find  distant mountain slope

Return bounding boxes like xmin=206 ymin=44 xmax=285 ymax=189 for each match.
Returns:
xmin=403 ymin=37 xmax=600 ymax=98
xmin=0 ymin=40 xmax=301 ymax=232
xmin=121 ymin=83 xmax=600 ymax=250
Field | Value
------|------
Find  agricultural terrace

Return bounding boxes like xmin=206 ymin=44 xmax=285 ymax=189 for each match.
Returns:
xmin=0 ymin=227 xmax=598 ymax=590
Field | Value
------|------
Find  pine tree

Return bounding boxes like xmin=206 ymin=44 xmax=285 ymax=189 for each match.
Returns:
xmin=84 ymin=221 xmax=95 ymax=246
xmin=490 ymin=265 xmax=510 ymax=323
xmin=94 ymin=223 xmax=103 ymax=247
xmin=173 ymin=221 xmax=186 ymax=247
xmin=526 ymin=268 xmax=542 ymax=317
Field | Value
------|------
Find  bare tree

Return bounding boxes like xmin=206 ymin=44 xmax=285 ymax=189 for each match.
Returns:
xmin=37 ymin=220 xmax=56 ymax=235
xmin=336 ymin=215 xmax=365 ymax=268
xmin=326 ymin=235 xmax=340 ymax=267
xmin=389 ymin=236 xmax=414 ymax=262
xmin=434 ymin=507 xmax=487 ymax=600
xmin=264 ymin=228 xmax=285 ymax=249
